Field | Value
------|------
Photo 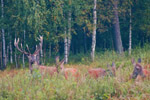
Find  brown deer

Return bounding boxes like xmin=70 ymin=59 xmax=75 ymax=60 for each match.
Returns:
xmin=88 ymin=62 xmax=116 ymax=79
xmin=14 ymin=36 xmax=63 ymax=76
xmin=35 ymin=56 xmax=65 ymax=76
xmin=59 ymin=60 xmax=80 ymax=80
xmin=131 ymin=58 xmax=150 ymax=80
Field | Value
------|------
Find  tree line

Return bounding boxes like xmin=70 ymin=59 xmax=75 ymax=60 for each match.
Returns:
xmin=0 ymin=0 xmax=150 ymax=69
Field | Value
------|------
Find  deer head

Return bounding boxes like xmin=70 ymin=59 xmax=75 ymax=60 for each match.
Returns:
xmin=14 ymin=36 xmax=43 ymax=73
xmin=131 ymin=58 xmax=145 ymax=79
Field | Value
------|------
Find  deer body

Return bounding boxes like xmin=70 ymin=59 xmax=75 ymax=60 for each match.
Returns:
xmin=59 ymin=61 xmax=80 ymax=80
xmin=38 ymin=65 xmax=57 ymax=76
xmin=61 ymin=68 xmax=80 ymax=79
xmin=88 ymin=68 xmax=106 ymax=79
xmin=144 ymin=64 xmax=150 ymax=69
xmin=143 ymin=69 xmax=150 ymax=76
xmin=88 ymin=63 xmax=116 ymax=79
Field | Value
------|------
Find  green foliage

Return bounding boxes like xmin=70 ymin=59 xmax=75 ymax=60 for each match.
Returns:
xmin=0 ymin=0 xmax=150 ymax=58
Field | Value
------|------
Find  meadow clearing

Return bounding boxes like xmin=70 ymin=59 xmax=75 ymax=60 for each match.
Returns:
xmin=1 ymin=46 xmax=150 ymax=100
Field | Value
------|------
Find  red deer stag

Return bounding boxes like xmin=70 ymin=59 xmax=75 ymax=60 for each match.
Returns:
xmin=131 ymin=58 xmax=150 ymax=80
xmin=88 ymin=62 xmax=116 ymax=79
xmin=14 ymin=36 xmax=63 ymax=76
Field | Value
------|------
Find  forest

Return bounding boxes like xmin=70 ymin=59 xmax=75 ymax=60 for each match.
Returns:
xmin=0 ymin=0 xmax=150 ymax=100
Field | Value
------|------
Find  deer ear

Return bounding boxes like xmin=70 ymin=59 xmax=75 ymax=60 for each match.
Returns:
xmin=138 ymin=58 xmax=141 ymax=63
xmin=131 ymin=58 xmax=136 ymax=66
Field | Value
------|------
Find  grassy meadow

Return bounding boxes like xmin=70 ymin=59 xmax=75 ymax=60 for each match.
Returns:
xmin=1 ymin=45 xmax=150 ymax=100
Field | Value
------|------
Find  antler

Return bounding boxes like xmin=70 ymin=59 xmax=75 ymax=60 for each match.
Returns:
xmin=33 ymin=35 xmax=43 ymax=55
xmin=14 ymin=38 xmax=29 ymax=55
xmin=26 ymin=44 xmax=31 ymax=54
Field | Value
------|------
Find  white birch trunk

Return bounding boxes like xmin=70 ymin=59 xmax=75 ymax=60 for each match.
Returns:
xmin=1 ymin=0 xmax=6 ymax=68
xmin=67 ymin=11 xmax=71 ymax=55
xmin=129 ymin=8 xmax=132 ymax=55
xmin=91 ymin=0 xmax=97 ymax=61
xmin=15 ymin=34 xmax=18 ymax=68
xmin=22 ymin=30 xmax=25 ymax=68
xmin=64 ymin=27 xmax=68 ymax=63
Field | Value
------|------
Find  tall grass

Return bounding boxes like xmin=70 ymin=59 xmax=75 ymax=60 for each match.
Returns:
xmin=1 ymin=46 xmax=150 ymax=100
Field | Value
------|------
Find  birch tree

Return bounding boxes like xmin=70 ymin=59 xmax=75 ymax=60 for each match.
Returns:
xmin=1 ymin=0 xmax=6 ymax=68
xmin=0 ymin=33 xmax=2 ymax=69
xmin=64 ymin=27 xmax=68 ymax=63
xmin=67 ymin=10 xmax=72 ymax=55
xmin=91 ymin=0 xmax=97 ymax=61
xmin=15 ymin=33 xmax=18 ymax=68
xmin=129 ymin=7 xmax=132 ymax=55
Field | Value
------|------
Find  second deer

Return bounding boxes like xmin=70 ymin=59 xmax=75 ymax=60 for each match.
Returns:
xmin=131 ymin=58 xmax=150 ymax=80
xmin=88 ymin=62 xmax=116 ymax=79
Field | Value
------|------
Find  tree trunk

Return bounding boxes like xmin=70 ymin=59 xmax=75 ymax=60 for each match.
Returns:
xmin=0 ymin=33 xmax=2 ymax=69
xmin=15 ymin=47 xmax=18 ymax=68
xmin=15 ymin=34 xmax=18 ymax=68
xmin=43 ymin=45 xmax=46 ymax=64
xmin=49 ymin=43 xmax=51 ymax=58
xmin=22 ymin=30 xmax=26 ymax=68
xmin=67 ymin=11 xmax=71 ymax=55
xmin=2 ymin=30 xmax=6 ymax=68
xmin=6 ymin=45 xmax=9 ymax=64
xmin=10 ymin=35 xmax=13 ymax=63
xmin=112 ymin=0 xmax=123 ymax=54
xmin=91 ymin=0 xmax=97 ymax=61
xmin=6 ymin=32 xmax=10 ymax=64
xmin=36 ymin=45 xmax=40 ymax=65
xmin=40 ymin=40 xmax=43 ymax=64
xmin=64 ymin=27 xmax=68 ymax=63
xmin=84 ymin=32 xmax=87 ymax=54
xmin=1 ymin=0 xmax=6 ymax=69
xmin=129 ymin=7 xmax=132 ymax=55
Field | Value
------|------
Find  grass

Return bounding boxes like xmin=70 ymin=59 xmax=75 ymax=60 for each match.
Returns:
xmin=1 ymin=45 xmax=150 ymax=100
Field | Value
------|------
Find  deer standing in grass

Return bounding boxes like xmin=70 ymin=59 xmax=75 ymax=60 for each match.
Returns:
xmin=14 ymin=36 xmax=79 ymax=79
xmin=131 ymin=58 xmax=150 ymax=80
xmin=88 ymin=62 xmax=116 ymax=79
xmin=14 ymin=36 xmax=60 ymax=76
xmin=59 ymin=60 xmax=80 ymax=80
